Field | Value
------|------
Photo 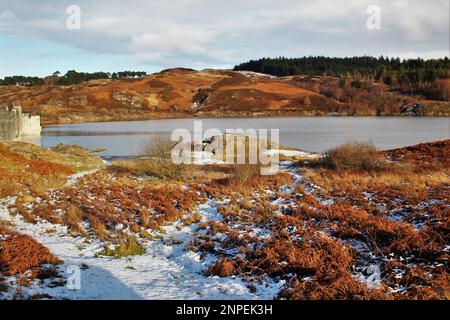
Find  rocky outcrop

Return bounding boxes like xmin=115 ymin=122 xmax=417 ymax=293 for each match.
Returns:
xmin=47 ymin=95 xmax=65 ymax=106
xmin=68 ymin=95 xmax=88 ymax=107
xmin=400 ymin=103 xmax=424 ymax=116
xmin=112 ymin=91 xmax=145 ymax=109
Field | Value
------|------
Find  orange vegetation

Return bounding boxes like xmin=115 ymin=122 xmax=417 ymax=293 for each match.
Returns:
xmin=9 ymin=169 xmax=204 ymax=241
xmin=0 ymin=227 xmax=60 ymax=278
xmin=1 ymin=68 xmax=448 ymax=125
xmin=0 ymin=142 xmax=102 ymax=197
xmin=2 ymin=140 xmax=448 ymax=300
xmin=386 ymin=139 xmax=450 ymax=169
xmin=0 ymin=69 xmax=346 ymax=124
xmin=201 ymin=140 xmax=449 ymax=299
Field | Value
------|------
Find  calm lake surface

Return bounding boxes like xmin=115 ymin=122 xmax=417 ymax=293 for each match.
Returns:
xmin=28 ymin=117 xmax=449 ymax=157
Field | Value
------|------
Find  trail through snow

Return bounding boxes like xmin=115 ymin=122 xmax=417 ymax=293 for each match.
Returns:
xmin=0 ymin=198 xmax=283 ymax=300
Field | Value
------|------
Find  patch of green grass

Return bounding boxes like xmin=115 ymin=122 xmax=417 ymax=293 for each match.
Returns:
xmin=100 ymin=237 xmax=146 ymax=258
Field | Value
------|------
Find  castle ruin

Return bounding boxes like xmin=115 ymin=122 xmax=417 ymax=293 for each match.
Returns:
xmin=0 ymin=102 xmax=41 ymax=141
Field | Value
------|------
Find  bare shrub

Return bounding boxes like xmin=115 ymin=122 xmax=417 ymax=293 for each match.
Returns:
xmin=140 ymin=137 xmax=191 ymax=180
xmin=323 ymin=141 xmax=386 ymax=171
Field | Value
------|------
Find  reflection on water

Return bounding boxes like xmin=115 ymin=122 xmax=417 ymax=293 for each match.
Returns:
xmin=38 ymin=117 xmax=450 ymax=157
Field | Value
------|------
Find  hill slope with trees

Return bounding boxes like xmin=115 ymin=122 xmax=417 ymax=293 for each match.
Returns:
xmin=0 ymin=60 xmax=449 ymax=124
xmin=234 ymin=56 xmax=450 ymax=101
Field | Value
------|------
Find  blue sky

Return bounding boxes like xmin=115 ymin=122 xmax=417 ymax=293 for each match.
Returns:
xmin=0 ymin=33 xmax=154 ymax=76
xmin=0 ymin=0 xmax=448 ymax=77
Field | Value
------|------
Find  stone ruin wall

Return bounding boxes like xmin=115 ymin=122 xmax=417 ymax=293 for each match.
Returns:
xmin=0 ymin=104 xmax=41 ymax=141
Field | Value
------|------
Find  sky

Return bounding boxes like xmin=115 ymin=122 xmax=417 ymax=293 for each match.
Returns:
xmin=0 ymin=0 xmax=448 ymax=77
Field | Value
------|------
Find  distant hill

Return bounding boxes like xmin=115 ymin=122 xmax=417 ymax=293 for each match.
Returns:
xmin=0 ymin=69 xmax=344 ymax=124
xmin=0 ymin=68 xmax=448 ymax=125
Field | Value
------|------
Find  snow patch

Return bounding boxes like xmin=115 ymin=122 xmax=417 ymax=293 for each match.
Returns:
xmin=0 ymin=198 xmax=283 ymax=300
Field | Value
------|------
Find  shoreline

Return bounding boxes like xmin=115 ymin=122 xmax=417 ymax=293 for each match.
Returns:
xmin=41 ymin=112 xmax=450 ymax=128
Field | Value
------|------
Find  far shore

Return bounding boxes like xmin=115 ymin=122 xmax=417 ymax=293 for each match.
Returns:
xmin=41 ymin=112 xmax=450 ymax=127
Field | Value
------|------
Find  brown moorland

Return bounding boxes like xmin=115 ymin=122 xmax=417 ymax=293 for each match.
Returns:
xmin=1 ymin=140 xmax=449 ymax=299
xmin=0 ymin=143 xmax=103 ymax=295
xmin=2 ymin=69 xmax=447 ymax=125
xmin=0 ymin=142 xmax=103 ymax=198
xmin=202 ymin=140 xmax=449 ymax=299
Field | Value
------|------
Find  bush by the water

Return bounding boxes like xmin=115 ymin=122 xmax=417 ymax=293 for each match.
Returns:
xmin=141 ymin=137 xmax=191 ymax=180
xmin=323 ymin=141 xmax=386 ymax=171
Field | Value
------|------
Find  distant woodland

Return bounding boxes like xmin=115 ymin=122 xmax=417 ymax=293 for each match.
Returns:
xmin=234 ymin=56 xmax=450 ymax=100
xmin=0 ymin=70 xmax=147 ymax=86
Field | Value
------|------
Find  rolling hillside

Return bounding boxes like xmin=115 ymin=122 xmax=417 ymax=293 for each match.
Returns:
xmin=0 ymin=69 xmax=346 ymax=125
xmin=0 ymin=68 xmax=448 ymax=125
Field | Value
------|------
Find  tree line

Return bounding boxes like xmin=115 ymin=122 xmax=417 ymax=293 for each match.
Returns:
xmin=0 ymin=70 xmax=147 ymax=86
xmin=0 ymin=76 xmax=44 ymax=86
xmin=233 ymin=56 xmax=450 ymax=87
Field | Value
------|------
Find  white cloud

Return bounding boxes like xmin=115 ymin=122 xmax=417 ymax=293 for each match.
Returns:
xmin=390 ymin=0 xmax=448 ymax=41
xmin=129 ymin=27 xmax=212 ymax=56
xmin=0 ymin=0 xmax=448 ymax=69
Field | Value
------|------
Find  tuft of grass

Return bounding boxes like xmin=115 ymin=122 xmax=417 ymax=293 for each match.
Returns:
xmin=87 ymin=216 xmax=109 ymax=241
xmin=0 ymin=180 xmax=21 ymax=198
xmin=255 ymin=200 xmax=277 ymax=222
xmin=322 ymin=141 xmax=386 ymax=171
xmin=228 ymin=163 xmax=262 ymax=185
xmin=64 ymin=204 xmax=86 ymax=236
xmin=100 ymin=237 xmax=146 ymax=258
xmin=182 ymin=211 xmax=203 ymax=226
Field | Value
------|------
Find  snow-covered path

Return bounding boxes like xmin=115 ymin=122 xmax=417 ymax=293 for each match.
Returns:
xmin=0 ymin=199 xmax=283 ymax=300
